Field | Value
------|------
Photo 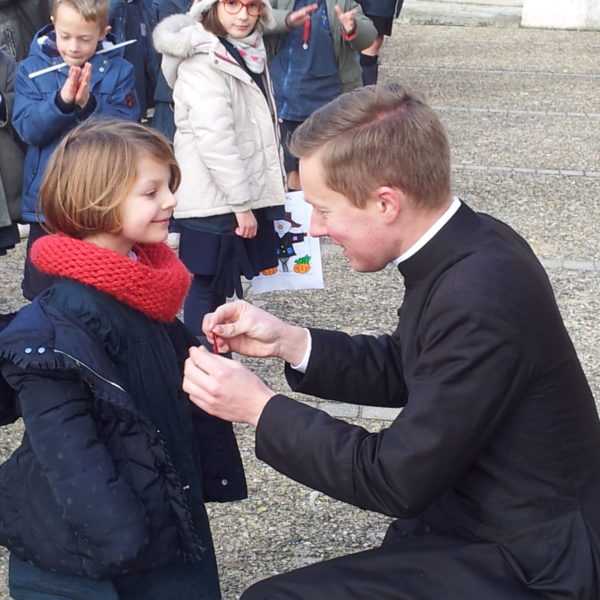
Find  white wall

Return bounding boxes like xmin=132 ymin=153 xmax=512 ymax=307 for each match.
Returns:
xmin=521 ymin=0 xmax=600 ymax=29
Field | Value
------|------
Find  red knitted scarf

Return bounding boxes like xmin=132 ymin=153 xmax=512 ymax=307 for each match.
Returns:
xmin=31 ymin=234 xmax=191 ymax=322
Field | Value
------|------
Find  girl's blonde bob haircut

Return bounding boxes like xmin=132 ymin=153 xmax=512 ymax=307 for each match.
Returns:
xmin=39 ymin=118 xmax=181 ymax=238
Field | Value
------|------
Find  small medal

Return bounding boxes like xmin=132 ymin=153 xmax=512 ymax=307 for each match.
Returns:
xmin=302 ymin=18 xmax=310 ymax=50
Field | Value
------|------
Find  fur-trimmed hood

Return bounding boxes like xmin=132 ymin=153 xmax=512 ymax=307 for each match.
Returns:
xmin=153 ymin=14 xmax=208 ymax=56
xmin=153 ymin=1 xmax=275 ymax=87
xmin=153 ymin=12 xmax=210 ymax=87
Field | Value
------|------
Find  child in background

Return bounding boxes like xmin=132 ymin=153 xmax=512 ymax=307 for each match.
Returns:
xmin=357 ymin=0 xmax=404 ymax=85
xmin=13 ymin=0 xmax=139 ymax=301
xmin=109 ymin=0 xmax=159 ymax=118
xmin=153 ymin=0 xmax=286 ymax=337
xmin=151 ymin=0 xmax=193 ymax=142
xmin=0 ymin=118 xmax=246 ymax=600
xmin=265 ymin=0 xmax=376 ymax=190
xmin=0 ymin=49 xmax=23 ymax=256
xmin=0 ymin=0 xmax=51 ymax=62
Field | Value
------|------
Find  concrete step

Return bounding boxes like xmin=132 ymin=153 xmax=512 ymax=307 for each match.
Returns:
xmin=398 ymin=0 xmax=523 ymax=27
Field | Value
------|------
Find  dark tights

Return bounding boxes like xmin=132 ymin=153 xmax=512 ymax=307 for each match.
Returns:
xmin=183 ymin=274 xmax=226 ymax=337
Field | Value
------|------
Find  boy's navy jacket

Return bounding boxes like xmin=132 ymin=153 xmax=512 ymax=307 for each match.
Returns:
xmin=12 ymin=26 xmax=140 ymax=223
xmin=109 ymin=0 xmax=159 ymax=113
xmin=0 ymin=279 xmax=246 ymax=579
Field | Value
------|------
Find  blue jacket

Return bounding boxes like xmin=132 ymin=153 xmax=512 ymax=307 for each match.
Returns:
xmin=13 ymin=26 xmax=140 ymax=223
xmin=270 ymin=0 xmax=342 ymax=121
xmin=266 ymin=0 xmax=376 ymax=97
xmin=152 ymin=0 xmax=193 ymax=104
xmin=0 ymin=279 xmax=246 ymax=579
xmin=109 ymin=0 xmax=159 ymax=113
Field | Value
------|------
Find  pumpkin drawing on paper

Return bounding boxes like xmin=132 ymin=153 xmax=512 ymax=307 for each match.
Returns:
xmin=293 ymin=255 xmax=311 ymax=274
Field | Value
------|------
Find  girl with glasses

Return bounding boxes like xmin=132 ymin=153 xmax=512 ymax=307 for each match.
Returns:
xmin=153 ymin=0 xmax=286 ymax=340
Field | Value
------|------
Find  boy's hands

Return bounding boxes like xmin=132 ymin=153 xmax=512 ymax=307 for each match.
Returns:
xmin=74 ymin=62 xmax=92 ymax=108
xmin=60 ymin=63 xmax=92 ymax=108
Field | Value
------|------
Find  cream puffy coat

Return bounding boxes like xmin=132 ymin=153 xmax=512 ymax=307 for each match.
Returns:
xmin=153 ymin=8 xmax=285 ymax=218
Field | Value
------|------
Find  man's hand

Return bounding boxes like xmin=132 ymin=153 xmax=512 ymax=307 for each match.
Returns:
xmin=334 ymin=4 xmax=357 ymax=34
xmin=202 ymin=300 xmax=309 ymax=366
xmin=183 ymin=346 xmax=273 ymax=427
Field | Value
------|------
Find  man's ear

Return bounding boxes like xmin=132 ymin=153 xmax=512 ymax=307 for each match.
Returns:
xmin=373 ymin=186 xmax=403 ymax=224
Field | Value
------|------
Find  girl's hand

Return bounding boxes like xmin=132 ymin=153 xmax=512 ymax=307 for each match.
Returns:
xmin=334 ymin=4 xmax=357 ymax=35
xmin=234 ymin=210 xmax=258 ymax=238
xmin=285 ymin=3 xmax=318 ymax=29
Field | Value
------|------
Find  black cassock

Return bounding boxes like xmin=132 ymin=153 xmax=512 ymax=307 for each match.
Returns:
xmin=252 ymin=202 xmax=600 ymax=599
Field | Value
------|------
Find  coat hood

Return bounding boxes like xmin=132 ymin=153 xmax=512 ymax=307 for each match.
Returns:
xmin=152 ymin=13 xmax=210 ymax=87
xmin=153 ymin=1 xmax=275 ymax=87
xmin=153 ymin=13 xmax=209 ymax=60
xmin=30 ymin=24 xmax=124 ymax=64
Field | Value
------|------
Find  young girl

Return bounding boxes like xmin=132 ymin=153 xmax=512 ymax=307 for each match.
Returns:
xmin=153 ymin=0 xmax=286 ymax=337
xmin=0 ymin=118 xmax=246 ymax=600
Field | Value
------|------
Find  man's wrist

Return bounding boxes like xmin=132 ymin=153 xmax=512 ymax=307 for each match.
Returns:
xmin=252 ymin=391 xmax=275 ymax=428
xmin=278 ymin=325 xmax=310 ymax=366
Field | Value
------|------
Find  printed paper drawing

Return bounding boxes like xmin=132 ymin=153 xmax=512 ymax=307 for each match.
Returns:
xmin=252 ymin=191 xmax=324 ymax=294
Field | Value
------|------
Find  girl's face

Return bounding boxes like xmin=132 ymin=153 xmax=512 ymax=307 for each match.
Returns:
xmin=216 ymin=0 xmax=260 ymax=38
xmin=84 ymin=153 xmax=176 ymax=256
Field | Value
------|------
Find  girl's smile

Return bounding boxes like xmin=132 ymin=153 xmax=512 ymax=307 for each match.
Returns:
xmin=84 ymin=153 xmax=176 ymax=255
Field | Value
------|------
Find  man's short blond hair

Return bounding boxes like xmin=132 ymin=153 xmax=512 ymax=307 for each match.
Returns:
xmin=290 ymin=83 xmax=452 ymax=210
xmin=39 ymin=118 xmax=181 ymax=238
xmin=51 ymin=0 xmax=110 ymax=30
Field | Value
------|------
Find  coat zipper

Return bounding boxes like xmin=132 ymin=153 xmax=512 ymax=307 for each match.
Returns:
xmin=53 ymin=349 xmax=126 ymax=392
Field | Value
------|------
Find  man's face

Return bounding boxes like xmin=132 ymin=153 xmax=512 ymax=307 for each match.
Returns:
xmin=52 ymin=2 xmax=109 ymax=66
xmin=299 ymin=151 xmax=395 ymax=273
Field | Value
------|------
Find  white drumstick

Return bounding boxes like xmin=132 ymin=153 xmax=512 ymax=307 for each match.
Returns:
xmin=28 ymin=39 xmax=137 ymax=79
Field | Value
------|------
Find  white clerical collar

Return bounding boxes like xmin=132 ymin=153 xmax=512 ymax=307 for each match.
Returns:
xmin=392 ymin=197 xmax=461 ymax=266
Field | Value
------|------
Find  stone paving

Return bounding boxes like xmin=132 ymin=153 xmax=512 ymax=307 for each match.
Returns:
xmin=0 ymin=6 xmax=598 ymax=598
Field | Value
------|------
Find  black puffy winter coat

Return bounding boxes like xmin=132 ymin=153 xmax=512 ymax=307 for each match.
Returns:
xmin=0 ymin=279 xmax=246 ymax=579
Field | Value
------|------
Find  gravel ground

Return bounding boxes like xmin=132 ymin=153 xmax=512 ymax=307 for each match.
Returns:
xmin=1 ymin=14 xmax=599 ymax=600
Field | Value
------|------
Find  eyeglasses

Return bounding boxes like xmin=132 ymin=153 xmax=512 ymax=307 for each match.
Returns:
xmin=220 ymin=0 xmax=266 ymax=16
